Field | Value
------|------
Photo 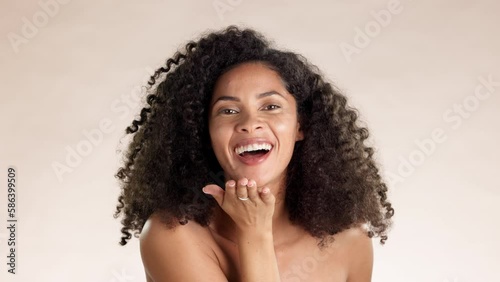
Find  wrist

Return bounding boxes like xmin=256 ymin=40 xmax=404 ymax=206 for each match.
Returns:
xmin=236 ymin=229 xmax=273 ymax=245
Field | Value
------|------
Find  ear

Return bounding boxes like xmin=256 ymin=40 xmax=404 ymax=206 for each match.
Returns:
xmin=295 ymin=122 xmax=304 ymax=141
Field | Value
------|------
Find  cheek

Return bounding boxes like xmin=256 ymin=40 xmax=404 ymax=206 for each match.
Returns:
xmin=272 ymin=117 xmax=299 ymax=152
xmin=273 ymin=115 xmax=298 ymax=136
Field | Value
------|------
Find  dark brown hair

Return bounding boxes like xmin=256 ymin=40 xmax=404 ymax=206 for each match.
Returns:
xmin=114 ymin=25 xmax=394 ymax=247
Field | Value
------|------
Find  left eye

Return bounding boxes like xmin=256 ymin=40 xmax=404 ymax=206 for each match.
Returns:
xmin=264 ymin=105 xmax=280 ymax=110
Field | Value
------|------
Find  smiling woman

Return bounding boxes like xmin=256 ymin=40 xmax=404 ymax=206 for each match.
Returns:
xmin=114 ymin=25 xmax=394 ymax=282
xmin=208 ymin=63 xmax=303 ymax=181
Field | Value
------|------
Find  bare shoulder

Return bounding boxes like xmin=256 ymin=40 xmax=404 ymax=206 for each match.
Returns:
xmin=338 ymin=226 xmax=373 ymax=282
xmin=341 ymin=226 xmax=373 ymax=251
xmin=140 ymin=213 xmax=228 ymax=282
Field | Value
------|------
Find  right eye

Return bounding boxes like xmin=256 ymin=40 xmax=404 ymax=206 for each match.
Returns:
xmin=220 ymin=109 xmax=238 ymax=115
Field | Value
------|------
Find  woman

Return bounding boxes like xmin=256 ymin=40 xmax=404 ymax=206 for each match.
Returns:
xmin=114 ymin=26 xmax=394 ymax=282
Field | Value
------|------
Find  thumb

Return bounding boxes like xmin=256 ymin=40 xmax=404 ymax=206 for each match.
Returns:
xmin=202 ymin=184 xmax=225 ymax=206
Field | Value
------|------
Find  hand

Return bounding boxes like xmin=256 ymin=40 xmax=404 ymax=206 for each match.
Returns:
xmin=202 ymin=178 xmax=275 ymax=234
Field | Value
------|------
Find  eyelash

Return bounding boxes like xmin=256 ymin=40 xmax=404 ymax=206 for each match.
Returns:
xmin=219 ymin=104 xmax=281 ymax=115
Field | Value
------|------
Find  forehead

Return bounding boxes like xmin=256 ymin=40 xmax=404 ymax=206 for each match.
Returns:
xmin=211 ymin=62 xmax=287 ymax=98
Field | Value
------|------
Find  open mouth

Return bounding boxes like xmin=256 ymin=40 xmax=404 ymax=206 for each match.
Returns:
xmin=238 ymin=149 xmax=270 ymax=158
xmin=234 ymin=144 xmax=273 ymax=165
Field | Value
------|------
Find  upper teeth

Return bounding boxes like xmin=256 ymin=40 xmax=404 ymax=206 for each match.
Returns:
xmin=235 ymin=143 xmax=272 ymax=155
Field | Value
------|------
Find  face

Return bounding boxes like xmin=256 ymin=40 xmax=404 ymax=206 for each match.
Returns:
xmin=208 ymin=62 xmax=304 ymax=190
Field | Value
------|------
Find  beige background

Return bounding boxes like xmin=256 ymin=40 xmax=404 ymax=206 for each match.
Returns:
xmin=1 ymin=0 xmax=499 ymax=281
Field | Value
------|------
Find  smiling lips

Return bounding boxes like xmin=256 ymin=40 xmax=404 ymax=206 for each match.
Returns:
xmin=233 ymin=139 xmax=274 ymax=165
xmin=235 ymin=143 xmax=272 ymax=155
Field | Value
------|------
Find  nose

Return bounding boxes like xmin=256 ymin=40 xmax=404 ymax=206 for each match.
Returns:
xmin=235 ymin=111 xmax=263 ymax=133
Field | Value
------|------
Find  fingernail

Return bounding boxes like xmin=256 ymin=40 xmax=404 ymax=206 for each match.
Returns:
xmin=202 ymin=187 xmax=208 ymax=193
xmin=248 ymin=180 xmax=254 ymax=187
xmin=228 ymin=181 xmax=235 ymax=187
xmin=262 ymin=188 xmax=269 ymax=193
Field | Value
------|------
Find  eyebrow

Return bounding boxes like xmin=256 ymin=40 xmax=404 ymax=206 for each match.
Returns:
xmin=211 ymin=90 xmax=285 ymax=107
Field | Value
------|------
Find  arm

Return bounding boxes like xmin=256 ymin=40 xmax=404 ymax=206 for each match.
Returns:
xmin=238 ymin=231 xmax=281 ymax=282
xmin=140 ymin=215 xmax=229 ymax=282
xmin=203 ymin=178 xmax=281 ymax=282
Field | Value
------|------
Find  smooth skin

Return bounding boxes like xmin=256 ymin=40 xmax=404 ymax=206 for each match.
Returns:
xmin=203 ymin=178 xmax=280 ymax=281
xmin=139 ymin=62 xmax=373 ymax=281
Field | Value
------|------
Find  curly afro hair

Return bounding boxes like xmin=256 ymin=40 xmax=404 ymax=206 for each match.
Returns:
xmin=114 ymin=25 xmax=394 ymax=247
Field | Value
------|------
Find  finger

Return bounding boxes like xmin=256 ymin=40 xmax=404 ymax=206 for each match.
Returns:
xmin=202 ymin=184 xmax=225 ymax=206
xmin=246 ymin=179 xmax=259 ymax=202
xmin=236 ymin=178 xmax=249 ymax=200
xmin=225 ymin=180 xmax=236 ymax=197
xmin=259 ymin=187 xmax=275 ymax=205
